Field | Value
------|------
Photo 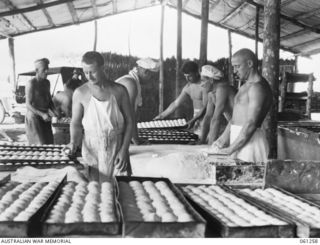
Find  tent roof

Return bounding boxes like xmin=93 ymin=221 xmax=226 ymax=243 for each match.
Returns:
xmin=1 ymin=0 xmax=320 ymax=56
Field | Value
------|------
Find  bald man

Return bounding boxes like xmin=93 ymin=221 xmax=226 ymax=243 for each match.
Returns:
xmin=25 ymin=58 xmax=58 ymax=144
xmin=210 ymin=48 xmax=273 ymax=163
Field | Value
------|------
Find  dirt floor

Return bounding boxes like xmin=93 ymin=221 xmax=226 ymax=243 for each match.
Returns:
xmin=0 ymin=116 xmax=27 ymax=143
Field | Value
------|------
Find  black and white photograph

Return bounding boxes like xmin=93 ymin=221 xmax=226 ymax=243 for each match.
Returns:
xmin=0 ymin=0 xmax=320 ymax=243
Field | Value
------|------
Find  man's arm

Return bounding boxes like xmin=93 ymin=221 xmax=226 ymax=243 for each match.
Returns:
xmin=221 ymin=83 xmax=267 ymax=154
xmin=115 ymin=86 xmax=134 ymax=171
xmin=154 ymin=85 xmax=189 ymax=119
xmin=25 ymin=79 xmax=49 ymax=120
xmin=67 ymin=89 xmax=84 ymax=154
xmin=199 ymin=94 xmax=214 ymax=144
xmin=208 ymin=86 xmax=228 ymax=144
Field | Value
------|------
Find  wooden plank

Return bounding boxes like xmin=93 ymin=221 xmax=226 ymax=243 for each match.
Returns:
xmin=66 ymin=2 xmax=79 ymax=24
xmin=294 ymin=7 xmax=320 ymax=20
xmin=0 ymin=0 xmax=73 ymax=18
xmin=199 ymin=0 xmax=209 ymax=66
xmin=255 ymin=5 xmax=260 ymax=56
xmin=281 ymin=0 xmax=298 ymax=7
xmin=291 ymin=37 xmax=320 ymax=49
xmin=219 ymin=2 xmax=248 ymax=25
xmin=35 ymin=0 xmax=54 ymax=27
xmin=262 ymin=0 xmax=280 ymax=159
xmin=227 ymin=30 xmax=233 ymax=86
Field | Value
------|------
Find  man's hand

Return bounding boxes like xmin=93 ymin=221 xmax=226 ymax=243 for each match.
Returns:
xmin=187 ymin=119 xmax=196 ymax=129
xmin=114 ymin=150 xmax=129 ymax=172
xmin=153 ymin=114 xmax=162 ymax=120
xmin=41 ymin=113 xmax=51 ymax=122
xmin=218 ymin=147 xmax=232 ymax=155
xmin=62 ymin=142 xmax=77 ymax=156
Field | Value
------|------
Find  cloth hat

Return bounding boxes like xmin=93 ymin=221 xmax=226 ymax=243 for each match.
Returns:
xmin=137 ymin=58 xmax=160 ymax=72
xmin=201 ymin=65 xmax=223 ymax=79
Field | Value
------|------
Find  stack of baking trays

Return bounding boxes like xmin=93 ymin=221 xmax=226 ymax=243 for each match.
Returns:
xmin=179 ymin=184 xmax=295 ymax=237
xmin=0 ymin=143 xmax=83 ymax=171
xmin=137 ymin=118 xmax=198 ymax=144
xmin=232 ymin=186 xmax=320 ymax=238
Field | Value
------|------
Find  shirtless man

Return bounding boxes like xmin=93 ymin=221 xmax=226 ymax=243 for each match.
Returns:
xmin=154 ymin=61 xmax=207 ymax=135
xmin=65 ymin=51 xmax=133 ymax=182
xmin=25 ymin=58 xmax=58 ymax=144
xmin=116 ymin=58 xmax=159 ymax=144
xmin=53 ymin=71 xmax=83 ymax=118
xmin=199 ymin=65 xmax=236 ymax=144
xmin=211 ymin=48 xmax=273 ymax=163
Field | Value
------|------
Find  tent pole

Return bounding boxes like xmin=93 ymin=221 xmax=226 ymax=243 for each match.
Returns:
xmin=228 ymin=30 xmax=234 ymax=86
xmin=93 ymin=20 xmax=98 ymax=51
xmin=159 ymin=2 xmax=165 ymax=113
xmin=8 ymin=37 xmax=16 ymax=89
xmin=255 ymin=5 xmax=260 ymax=56
xmin=262 ymin=0 xmax=280 ymax=159
xmin=199 ymin=0 xmax=209 ymax=67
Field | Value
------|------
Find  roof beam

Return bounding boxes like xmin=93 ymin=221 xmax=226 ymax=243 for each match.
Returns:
xmin=35 ymin=0 xmax=54 ymax=27
xmin=90 ymin=0 xmax=98 ymax=18
xmin=300 ymin=47 xmax=320 ymax=56
xmin=0 ymin=0 xmax=73 ymax=18
xmin=244 ymin=0 xmax=320 ymax=34
xmin=293 ymin=7 xmax=320 ymax=20
xmin=66 ymin=2 xmax=79 ymax=24
xmin=281 ymin=24 xmax=320 ymax=41
xmin=182 ymin=0 xmax=191 ymax=8
xmin=167 ymin=4 xmax=297 ymax=54
xmin=219 ymin=1 xmax=248 ymax=24
xmin=112 ymin=0 xmax=117 ymax=13
xmin=2 ymin=0 xmax=36 ymax=30
xmin=281 ymin=0 xmax=297 ymax=7
xmin=291 ymin=37 xmax=320 ymax=49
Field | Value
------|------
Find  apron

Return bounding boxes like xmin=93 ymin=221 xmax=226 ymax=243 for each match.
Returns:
xmin=116 ymin=68 xmax=142 ymax=112
xmin=82 ymin=94 xmax=131 ymax=182
xmin=230 ymin=124 xmax=269 ymax=163
xmin=25 ymin=110 xmax=53 ymax=145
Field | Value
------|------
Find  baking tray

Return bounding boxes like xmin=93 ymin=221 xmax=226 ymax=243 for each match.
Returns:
xmin=178 ymin=184 xmax=294 ymax=238
xmin=0 ymin=144 xmax=64 ymax=151
xmin=0 ymin=176 xmax=66 ymax=237
xmin=137 ymin=118 xmax=188 ymax=130
xmin=232 ymin=185 xmax=320 ymax=238
xmin=41 ymin=181 xmax=121 ymax=237
xmin=0 ymin=159 xmax=83 ymax=171
xmin=116 ymin=176 xmax=206 ymax=238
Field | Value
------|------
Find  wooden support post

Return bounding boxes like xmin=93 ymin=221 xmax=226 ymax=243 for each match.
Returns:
xmin=176 ymin=0 xmax=182 ymax=99
xmin=227 ymin=30 xmax=234 ymax=86
xmin=306 ymin=74 xmax=314 ymax=119
xmin=255 ymin=5 xmax=260 ymax=56
xmin=262 ymin=0 xmax=280 ymax=159
xmin=159 ymin=3 xmax=165 ymax=113
xmin=199 ymin=0 xmax=209 ymax=66
xmin=8 ymin=37 xmax=16 ymax=89
xmin=93 ymin=20 xmax=98 ymax=51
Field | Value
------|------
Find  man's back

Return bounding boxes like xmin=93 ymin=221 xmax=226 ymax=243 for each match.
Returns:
xmin=53 ymin=91 xmax=72 ymax=117
xmin=232 ymin=77 xmax=272 ymax=127
xmin=28 ymin=77 xmax=51 ymax=111
xmin=184 ymin=82 xmax=204 ymax=110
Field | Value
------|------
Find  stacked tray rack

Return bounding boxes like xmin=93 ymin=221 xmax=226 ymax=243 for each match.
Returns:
xmin=0 ymin=143 xmax=83 ymax=170
xmin=138 ymin=128 xmax=198 ymax=144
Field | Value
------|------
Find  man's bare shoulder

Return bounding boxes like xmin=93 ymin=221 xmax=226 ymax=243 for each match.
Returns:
xmin=74 ymin=83 xmax=89 ymax=98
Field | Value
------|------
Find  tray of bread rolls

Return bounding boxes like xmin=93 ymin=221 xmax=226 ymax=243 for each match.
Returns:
xmin=234 ymin=186 xmax=320 ymax=238
xmin=0 ymin=160 xmax=83 ymax=171
xmin=0 ymin=143 xmax=64 ymax=151
xmin=137 ymin=118 xmax=187 ymax=129
xmin=116 ymin=176 xmax=206 ymax=238
xmin=41 ymin=181 xmax=121 ymax=237
xmin=0 ymin=177 xmax=64 ymax=237
xmin=138 ymin=129 xmax=198 ymax=144
xmin=179 ymin=184 xmax=294 ymax=238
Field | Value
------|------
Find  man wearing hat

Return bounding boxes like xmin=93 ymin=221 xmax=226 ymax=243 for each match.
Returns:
xmin=25 ymin=58 xmax=58 ymax=144
xmin=199 ymin=65 xmax=237 ymax=144
xmin=154 ymin=61 xmax=206 ymax=135
xmin=116 ymin=57 xmax=159 ymax=144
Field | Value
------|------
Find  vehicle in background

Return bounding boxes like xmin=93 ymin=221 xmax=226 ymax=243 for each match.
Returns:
xmin=0 ymin=67 xmax=84 ymax=124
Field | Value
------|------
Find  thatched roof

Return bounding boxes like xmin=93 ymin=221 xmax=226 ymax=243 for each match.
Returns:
xmin=1 ymin=0 xmax=320 ymax=56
